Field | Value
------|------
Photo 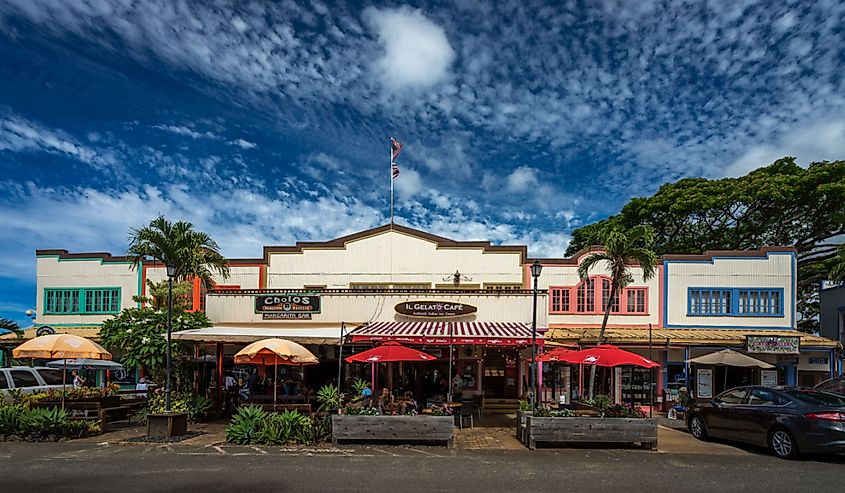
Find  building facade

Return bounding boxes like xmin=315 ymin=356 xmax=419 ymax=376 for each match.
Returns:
xmin=21 ymin=224 xmax=841 ymax=408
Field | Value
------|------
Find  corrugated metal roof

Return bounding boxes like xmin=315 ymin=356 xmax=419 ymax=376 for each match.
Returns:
xmin=545 ymin=327 xmax=840 ymax=348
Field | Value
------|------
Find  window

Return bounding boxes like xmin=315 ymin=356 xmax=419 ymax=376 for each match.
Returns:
xmin=10 ymin=370 xmax=40 ymax=388
xmin=37 ymin=369 xmax=72 ymax=385
xmin=550 ymin=287 xmax=570 ymax=313
xmin=746 ymin=388 xmax=789 ymax=406
xmin=44 ymin=288 xmax=120 ymax=314
xmin=576 ymin=280 xmax=595 ymax=312
xmin=601 ymin=279 xmax=620 ymax=312
xmin=627 ymin=288 xmax=647 ymax=313
xmin=0 ymin=372 xmax=7 ymax=389
xmin=717 ymin=388 xmax=747 ymax=404
xmin=689 ymin=288 xmax=782 ymax=316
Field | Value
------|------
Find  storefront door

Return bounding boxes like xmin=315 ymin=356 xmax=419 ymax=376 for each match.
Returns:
xmin=483 ymin=349 xmax=518 ymax=398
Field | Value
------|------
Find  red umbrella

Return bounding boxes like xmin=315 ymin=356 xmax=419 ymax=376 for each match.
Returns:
xmin=345 ymin=341 xmax=438 ymax=363
xmin=345 ymin=342 xmax=438 ymax=391
xmin=553 ymin=344 xmax=659 ymax=368
xmin=534 ymin=347 xmax=573 ymax=362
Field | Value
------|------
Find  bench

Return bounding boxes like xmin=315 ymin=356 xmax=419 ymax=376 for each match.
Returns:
xmin=31 ymin=401 xmax=135 ymax=431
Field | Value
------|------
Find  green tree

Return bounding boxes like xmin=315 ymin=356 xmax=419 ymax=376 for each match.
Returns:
xmin=0 ymin=318 xmax=23 ymax=337
xmin=132 ymin=279 xmax=193 ymax=311
xmin=577 ymin=225 xmax=657 ymax=398
xmin=567 ymin=158 xmax=845 ymax=332
xmin=830 ymin=244 xmax=845 ymax=282
xmin=128 ymin=215 xmax=229 ymax=288
xmin=99 ymin=308 xmax=211 ymax=387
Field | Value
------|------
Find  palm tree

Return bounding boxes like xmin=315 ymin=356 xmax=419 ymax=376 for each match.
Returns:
xmin=0 ymin=318 xmax=23 ymax=337
xmin=578 ymin=224 xmax=658 ymax=398
xmin=128 ymin=216 xmax=229 ymax=288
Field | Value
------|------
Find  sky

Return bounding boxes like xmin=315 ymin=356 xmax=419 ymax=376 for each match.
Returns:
xmin=1 ymin=0 xmax=844 ymax=327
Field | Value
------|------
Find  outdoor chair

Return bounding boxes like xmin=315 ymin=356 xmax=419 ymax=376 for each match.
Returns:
xmin=457 ymin=401 xmax=475 ymax=429
xmin=472 ymin=393 xmax=484 ymax=420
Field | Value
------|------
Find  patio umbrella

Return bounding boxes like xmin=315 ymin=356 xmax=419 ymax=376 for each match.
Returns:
xmin=535 ymin=347 xmax=573 ymax=362
xmin=13 ymin=334 xmax=112 ymax=409
xmin=345 ymin=341 xmax=438 ymax=392
xmin=46 ymin=358 xmax=124 ymax=370
xmin=686 ymin=349 xmax=774 ymax=391
xmin=234 ymin=338 xmax=319 ymax=410
xmin=553 ymin=344 xmax=660 ymax=368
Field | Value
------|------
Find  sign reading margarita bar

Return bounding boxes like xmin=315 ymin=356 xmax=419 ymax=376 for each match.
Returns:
xmin=395 ymin=300 xmax=477 ymax=318
xmin=255 ymin=294 xmax=321 ymax=318
xmin=746 ymin=335 xmax=800 ymax=354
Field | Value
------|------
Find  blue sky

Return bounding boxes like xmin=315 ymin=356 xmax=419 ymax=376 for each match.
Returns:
xmin=1 ymin=0 xmax=844 ymax=327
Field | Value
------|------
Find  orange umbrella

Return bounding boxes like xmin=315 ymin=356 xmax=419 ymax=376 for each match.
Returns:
xmin=13 ymin=334 xmax=112 ymax=409
xmin=234 ymin=338 xmax=318 ymax=409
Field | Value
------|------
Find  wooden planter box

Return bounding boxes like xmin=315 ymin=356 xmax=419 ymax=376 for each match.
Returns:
xmin=516 ymin=410 xmax=533 ymax=445
xmin=332 ymin=415 xmax=454 ymax=447
xmin=147 ymin=412 xmax=188 ymax=438
xmin=527 ymin=416 xmax=658 ymax=451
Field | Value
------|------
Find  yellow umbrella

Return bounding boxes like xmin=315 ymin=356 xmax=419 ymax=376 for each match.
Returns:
xmin=13 ymin=334 xmax=112 ymax=409
xmin=234 ymin=338 xmax=318 ymax=410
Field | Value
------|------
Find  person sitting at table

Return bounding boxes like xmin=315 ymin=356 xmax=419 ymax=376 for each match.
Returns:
xmin=240 ymin=368 xmax=260 ymax=401
xmin=398 ymin=391 xmax=417 ymax=414
xmin=377 ymin=388 xmax=395 ymax=415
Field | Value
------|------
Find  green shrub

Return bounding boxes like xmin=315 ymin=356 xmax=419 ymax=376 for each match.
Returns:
xmin=21 ymin=407 xmax=69 ymax=441
xmin=0 ymin=404 xmax=26 ymax=435
xmin=316 ymin=384 xmax=343 ymax=412
xmin=137 ymin=392 xmax=210 ymax=424
xmin=351 ymin=378 xmax=369 ymax=395
xmin=518 ymin=400 xmax=530 ymax=411
xmin=534 ymin=407 xmax=574 ymax=417
xmin=226 ymin=405 xmax=267 ymax=445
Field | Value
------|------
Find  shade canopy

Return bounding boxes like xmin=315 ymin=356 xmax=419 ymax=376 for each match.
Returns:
xmin=12 ymin=334 xmax=111 ymax=360
xmin=345 ymin=341 xmax=438 ymax=363
xmin=552 ymin=344 xmax=660 ymax=368
xmin=686 ymin=349 xmax=774 ymax=368
xmin=46 ymin=358 xmax=124 ymax=370
xmin=234 ymin=338 xmax=319 ymax=366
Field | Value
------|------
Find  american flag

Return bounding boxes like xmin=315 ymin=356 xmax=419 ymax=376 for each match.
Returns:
xmin=390 ymin=137 xmax=402 ymax=179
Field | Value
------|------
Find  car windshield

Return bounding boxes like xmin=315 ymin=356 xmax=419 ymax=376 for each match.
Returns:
xmin=783 ymin=389 xmax=845 ymax=407
xmin=816 ymin=379 xmax=845 ymax=395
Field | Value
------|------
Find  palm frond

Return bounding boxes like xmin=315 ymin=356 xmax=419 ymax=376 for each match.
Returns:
xmin=0 ymin=318 xmax=23 ymax=337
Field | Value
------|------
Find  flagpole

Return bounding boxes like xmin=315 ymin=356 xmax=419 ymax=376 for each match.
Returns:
xmin=390 ymin=140 xmax=394 ymax=225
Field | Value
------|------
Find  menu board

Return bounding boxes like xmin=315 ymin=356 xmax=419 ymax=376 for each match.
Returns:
xmin=697 ymin=369 xmax=713 ymax=398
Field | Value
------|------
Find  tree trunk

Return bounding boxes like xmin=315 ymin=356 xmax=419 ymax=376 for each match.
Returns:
xmin=588 ymin=282 xmax=617 ymax=399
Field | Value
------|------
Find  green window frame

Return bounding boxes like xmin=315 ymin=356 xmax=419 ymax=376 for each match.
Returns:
xmin=44 ymin=287 xmax=121 ymax=315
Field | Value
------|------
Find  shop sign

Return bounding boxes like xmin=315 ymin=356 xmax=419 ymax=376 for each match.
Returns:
xmin=697 ymin=369 xmax=713 ymax=399
xmin=761 ymin=370 xmax=778 ymax=388
xmin=394 ymin=300 xmax=477 ymax=318
xmin=255 ymin=294 xmax=320 ymax=314
xmin=746 ymin=335 xmax=800 ymax=354
xmin=262 ymin=313 xmax=312 ymax=320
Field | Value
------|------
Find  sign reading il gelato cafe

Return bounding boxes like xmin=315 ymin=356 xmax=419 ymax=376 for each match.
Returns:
xmin=746 ymin=335 xmax=800 ymax=354
xmin=395 ymin=301 xmax=477 ymax=318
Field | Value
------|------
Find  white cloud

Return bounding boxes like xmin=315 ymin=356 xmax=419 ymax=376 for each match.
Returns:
xmin=394 ymin=168 xmax=424 ymax=198
xmin=364 ymin=6 xmax=455 ymax=90
xmin=233 ymin=138 xmax=257 ymax=150
xmin=505 ymin=166 xmax=539 ymax=193
xmin=725 ymin=119 xmax=845 ymax=176
xmin=0 ymin=114 xmax=117 ymax=170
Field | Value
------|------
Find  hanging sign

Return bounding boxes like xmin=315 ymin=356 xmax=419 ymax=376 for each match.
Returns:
xmin=255 ymin=294 xmax=321 ymax=314
xmin=394 ymin=300 xmax=477 ymax=318
xmin=746 ymin=335 xmax=799 ymax=354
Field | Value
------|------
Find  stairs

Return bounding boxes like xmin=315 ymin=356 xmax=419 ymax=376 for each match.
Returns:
xmin=483 ymin=398 xmax=520 ymax=415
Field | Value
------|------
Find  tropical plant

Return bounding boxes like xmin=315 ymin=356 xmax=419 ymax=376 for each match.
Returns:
xmin=137 ymin=392 xmax=210 ymax=424
xmin=0 ymin=317 xmax=23 ymax=337
xmin=99 ymin=308 xmax=210 ymax=384
xmin=351 ymin=378 xmax=369 ymax=395
xmin=316 ymin=384 xmax=344 ymax=412
xmin=20 ymin=407 xmax=69 ymax=441
xmin=518 ymin=399 xmax=530 ymax=411
xmin=0 ymin=404 xmax=25 ymax=435
xmin=225 ymin=405 xmax=268 ymax=445
xmin=577 ymin=225 xmax=657 ymax=398
xmin=132 ymin=279 xmax=193 ymax=311
xmin=127 ymin=215 xmax=229 ymax=289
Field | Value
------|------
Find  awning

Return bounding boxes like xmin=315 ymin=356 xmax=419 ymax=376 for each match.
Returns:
xmin=686 ymin=349 xmax=775 ymax=368
xmin=349 ymin=321 xmax=544 ymax=346
xmin=545 ymin=327 xmax=841 ymax=349
xmin=171 ymin=326 xmax=344 ymax=345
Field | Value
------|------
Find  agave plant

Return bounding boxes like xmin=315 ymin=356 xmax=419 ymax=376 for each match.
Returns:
xmin=225 ymin=405 xmax=267 ymax=445
xmin=316 ymin=384 xmax=344 ymax=412
xmin=0 ymin=404 xmax=25 ymax=435
xmin=21 ymin=407 xmax=69 ymax=441
xmin=351 ymin=378 xmax=369 ymax=395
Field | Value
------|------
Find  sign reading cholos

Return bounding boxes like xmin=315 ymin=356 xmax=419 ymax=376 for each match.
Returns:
xmin=255 ymin=294 xmax=321 ymax=314
xmin=395 ymin=300 xmax=477 ymax=318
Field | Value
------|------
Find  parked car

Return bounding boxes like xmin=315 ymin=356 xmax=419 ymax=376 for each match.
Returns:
xmin=686 ymin=385 xmax=845 ymax=459
xmin=814 ymin=377 xmax=845 ymax=395
xmin=0 ymin=366 xmax=73 ymax=403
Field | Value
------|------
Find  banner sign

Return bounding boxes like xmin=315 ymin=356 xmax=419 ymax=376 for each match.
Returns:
xmin=394 ymin=301 xmax=477 ymax=318
xmin=262 ymin=313 xmax=313 ymax=320
xmin=746 ymin=335 xmax=800 ymax=354
xmin=255 ymin=294 xmax=320 ymax=314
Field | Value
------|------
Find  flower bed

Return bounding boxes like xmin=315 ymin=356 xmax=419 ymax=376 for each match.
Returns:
xmin=331 ymin=415 xmax=454 ymax=447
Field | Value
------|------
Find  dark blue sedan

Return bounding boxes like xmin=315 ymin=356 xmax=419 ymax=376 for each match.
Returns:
xmin=686 ymin=385 xmax=845 ymax=459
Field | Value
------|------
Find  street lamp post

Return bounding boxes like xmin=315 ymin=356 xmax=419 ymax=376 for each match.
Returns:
xmin=529 ymin=260 xmax=543 ymax=411
xmin=165 ymin=264 xmax=176 ymax=413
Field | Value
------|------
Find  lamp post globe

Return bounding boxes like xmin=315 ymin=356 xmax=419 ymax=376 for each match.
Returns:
xmin=529 ymin=260 xmax=542 ymax=411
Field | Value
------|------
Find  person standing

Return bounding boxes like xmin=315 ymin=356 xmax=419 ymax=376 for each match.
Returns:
xmin=71 ymin=370 xmax=86 ymax=389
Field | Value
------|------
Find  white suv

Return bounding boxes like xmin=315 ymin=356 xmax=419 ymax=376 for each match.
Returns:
xmin=0 ymin=366 xmax=72 ymax=403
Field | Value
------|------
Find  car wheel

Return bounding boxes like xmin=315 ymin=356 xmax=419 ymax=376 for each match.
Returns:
xmin=689 ymin=414 xmax=708 ymax=440
xmin=769 ymin=428 xmax=799 ymax=460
